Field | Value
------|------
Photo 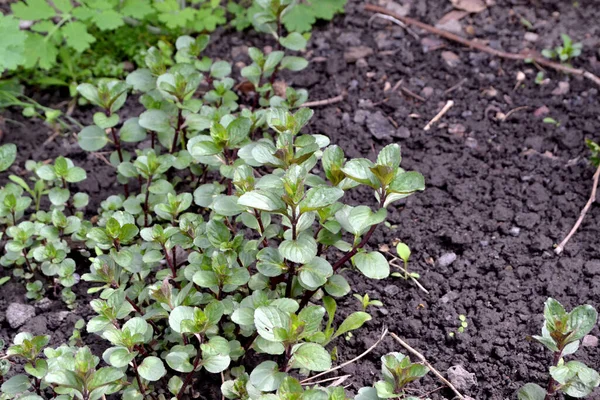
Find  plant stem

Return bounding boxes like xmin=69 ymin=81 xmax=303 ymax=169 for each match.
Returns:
xmin=109 ymin=123 xmax=130 ymax=197
xmin=255 ymin=209 xmax=269 ymax=248
xmin=131 ymin=357 xmax=147 ymax=398
xmin=143 ymin=175 xmax=153 ymax=227
xmin=545 ymin=350 xmax=563 ymax=400
xmin=298 ymin=193 xmax=386 ymax=310
xmin=22 ymin=250 xmax=34 ymax=274
xmin=177 ymin=336 xmax=203 ymax=399
xmin=171 ymin=109 xmax=184 ymax=154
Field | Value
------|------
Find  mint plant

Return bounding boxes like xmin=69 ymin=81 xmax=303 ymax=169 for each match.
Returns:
xmin=356 ymin=352 xmax=430 ymax=400
xmin=518 ymin=298 xmax=599 ymax=400
xmin=0 ymin=153 xmax=90 ymax=307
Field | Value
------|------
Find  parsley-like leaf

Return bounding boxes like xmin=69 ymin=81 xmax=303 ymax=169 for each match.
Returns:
xmin=121 ymin=0 xmax=155 ymax=19
xmin=0 ymin=15 xmax=27 ymax=73
xmin=156 ymin=0 xmax=196 ymax=29
xmin=282 ymin=4 xmax=316 ymax=33
xmin=23 ymin=32 xmax=58 ymax=70
xmin=11 ymin=0 xmax=56 ymax=20
xmin=62 ymin=21 xmax=96 ymax=52
xmin=92 ymin=9 xmax=125 ymax=31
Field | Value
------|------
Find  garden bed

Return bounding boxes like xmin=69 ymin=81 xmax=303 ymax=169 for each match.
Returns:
xmin=2 ymin=0 xmax=600 ymax=399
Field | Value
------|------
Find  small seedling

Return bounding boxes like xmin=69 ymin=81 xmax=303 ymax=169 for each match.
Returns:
xmin=458 ymin=314 xmax=468 ymax=333
xmin=542 ymin=33 xmax=583 ymax=63
xmin=356 ymin=352 xmax=430 ymax=400
xmin=354 ymin=293 xmax=383 ymax=312
xmin=543 ymin=117 xmax=560 ymax=127
xmin=381 ymin=242 xmax=428 ymax=293
xmin=517 ymin=298 xmax=599 ymax=400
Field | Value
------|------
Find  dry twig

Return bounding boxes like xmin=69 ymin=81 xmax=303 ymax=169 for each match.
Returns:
xmin=368 ymin=13 xmax=420 ymax=40
xmin=302 ymin=93 xmax=345 ymax=108
xmin=424 ymin=100 xmax=454 ymax=131
xmin=555 ymin=163 xmax=600 ymax=254
xmin=389 ymin=332 xmax=466 ymax=400
xmin=300 ymin=328 xmax=388 ymax=385
xmin=364 ymin=4 xmax=600 ymax=88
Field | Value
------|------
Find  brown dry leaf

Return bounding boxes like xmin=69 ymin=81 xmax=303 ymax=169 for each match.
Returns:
xmin=451 ymin=0 xmax=487 ymax=13
xmin=438 ymin=10 xmax=468 ymax=25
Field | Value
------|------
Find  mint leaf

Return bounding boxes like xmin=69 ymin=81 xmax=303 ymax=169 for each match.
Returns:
xmin=62 ymin=22 xmax=96 ymax=53
xmin=11 ymin=0 xmax=56 ymax=20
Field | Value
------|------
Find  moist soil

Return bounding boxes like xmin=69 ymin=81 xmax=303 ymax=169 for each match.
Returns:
xmin=2 ymin=0 xmax=600 ymax=399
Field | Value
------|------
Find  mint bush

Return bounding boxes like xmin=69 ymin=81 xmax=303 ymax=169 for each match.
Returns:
xmin=518 ymin=298 xmax=600 ymax=400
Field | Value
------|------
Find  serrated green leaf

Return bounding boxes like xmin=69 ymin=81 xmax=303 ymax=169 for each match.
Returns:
xmin=291 ymin=343 xmax=331 ymax=371
xmin=12 ymin=0 xmax=56 ymax=20
xmin=0 ymin=15 xmax=27 ymax=73
xmin=62 ymin=21 xmax=96 ymax=52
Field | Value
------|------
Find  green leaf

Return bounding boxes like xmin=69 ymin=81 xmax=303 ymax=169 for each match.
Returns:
xmin=396 ymin=243 xmax=410 ymax=263
xmin=169 ymin=306 xmax=196 ymax=333
xmin=92 ymin=9 xmax=125 ymax=31
xmin=281 ymin=56 xmax=309 ymax=71
xmin=1 ymin=374 xmax=31 ymax=395
xmin=282 ymin=4 xmax=316 ymax=33
xmin=238 ymin=191 xmax=286 ymax=212
xmin=389 ymin=171 xmax=425 ymax=194
xmin=23 ymin=33 xmax=58 ymax=70
xmin=0 ymin=143 xmax=17 ymax=172
xmin=211 ymin=60 xmax=232 ymax=79
xmin=333 ymin=312 xmax=371 ymax=339
xmin=353 ymin=251 xmax=390 ymax=279
xmin=121 ymin=0 xmax=155 ymax=19
xmin=78 ymin=125 xmax=108 ymax=151
xmin=298 ymin=257 xmax=333 ymax=290
xmin=300 ymin=186 xmax=344 ymax=212
xmin=62 ymin=21 xmax=96 ymax=53
xmin=324 ymin=274 xmax=351 ymax=297
xmin=342 ymin=159 xmax=379 ymax=189
xmin=139 ymin=109 xmax=173 ymax=133
xmin=291 ymin=343 xmax=331 ymax=372
xmin=93 ymin=112 xmax=119 ymax=129
xmin=12 ymin=0 xmax=56 ymax=20
xmin=120 ymin=118 xmax=147 ymax=142
xmin=138 ymin=356 xmax=166 ymax=381
xmin=279 ymin=32 xmax=308 ymax=51
xmin=567 ymin=305 xmax=598 ymax=342
xmin=250 ymin=361 xmax=286 ymax=392
xmin=279 ymin=235 xmax=318 ymax=264
xmin=0 ymin=16 xmax=27 ymax=73
xmin=65 ymin=167 xmax=87 ymax=183
xmin=254 ymin=306 xmax=290 ymax=342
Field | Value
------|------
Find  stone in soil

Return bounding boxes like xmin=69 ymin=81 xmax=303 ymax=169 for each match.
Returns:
xmin=7 ymin=303 xmax=36 ymax=329
xmin=448 ymin=365 xmax=478 ymax=391
xmin=344 ymin=46 xmax=374 ymax=63
xmin=366 ymin=111 xmax=395 ymax=140
xmin=436 ymin=253 xmax=457 ymax=268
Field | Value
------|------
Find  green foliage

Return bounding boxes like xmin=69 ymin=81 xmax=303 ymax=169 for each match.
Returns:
xmin=355 ymin=352 xmax=429 ymax=400
xmin=542 ymin=33 xmax=583 ymax=63
xmin=0 ymin=155 xmax=90 ymax=307
xmin=517 ymin=298 xmax=599 ymax=400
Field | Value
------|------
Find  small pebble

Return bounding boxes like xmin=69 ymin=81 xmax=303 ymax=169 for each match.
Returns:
xmin=437 ymin=252 xmax=457 ymax=268
xmin=583 ymin=335 xmax=598 ymax=347
xmin=7 ymin=303 xmax=36 ymax=329
xmin=509 ymin=227 xmax=521 ymax=237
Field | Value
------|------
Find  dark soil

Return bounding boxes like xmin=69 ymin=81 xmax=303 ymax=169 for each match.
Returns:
xmin=2 ymin=0 xmax=600 ymax=399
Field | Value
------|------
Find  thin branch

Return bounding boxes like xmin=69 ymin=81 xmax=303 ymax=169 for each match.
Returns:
xmin=389 ymin=332 xmax=466 ymax=400
xmin=302 ymin=93 xmax=345 ymax=108
xmin=300 ymin=328 xmax=388 ymax=384
xmin=555 ymin=163 xmax=600 ymax=254
xmin=424 ymin=100 xmax=454 ymax=131
xmin=364 ymin=4 xmax=600 ymax=88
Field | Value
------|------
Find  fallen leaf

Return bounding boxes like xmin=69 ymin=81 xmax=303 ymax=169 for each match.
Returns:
xmin=451 ymin=0 xmax=487 ymax=13
xmin=438 ymin=10 xmax=468 ymax=25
